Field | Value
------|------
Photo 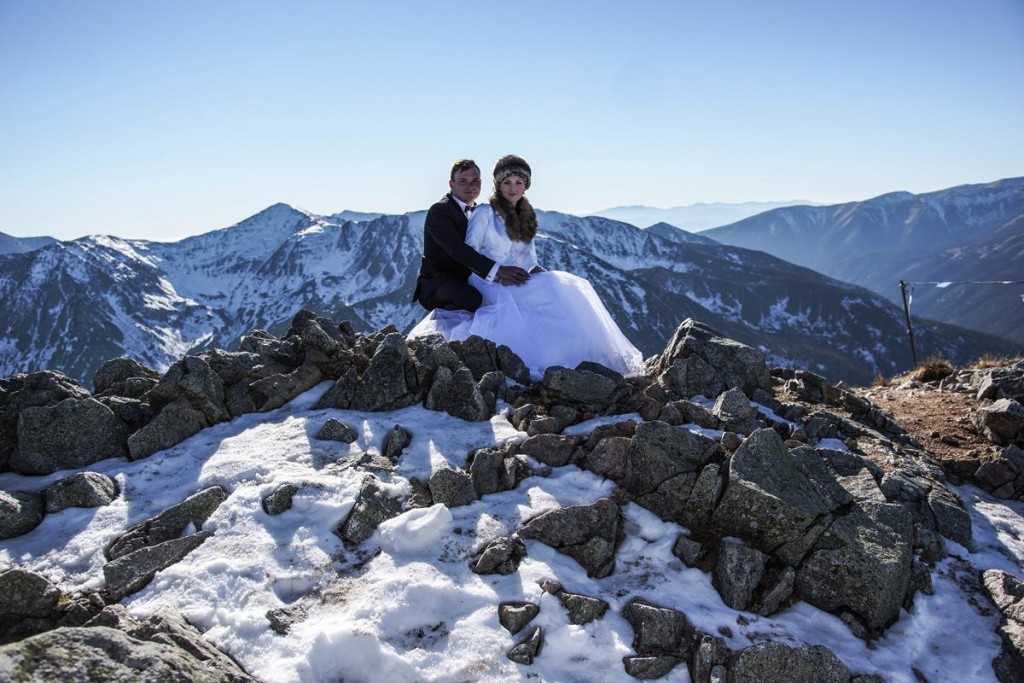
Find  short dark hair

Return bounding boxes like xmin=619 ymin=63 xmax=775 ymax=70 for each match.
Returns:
xmin=450 ymin=159 xmax=480 ymax=181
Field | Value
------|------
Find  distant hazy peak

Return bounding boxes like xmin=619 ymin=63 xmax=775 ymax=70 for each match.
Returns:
xmin=0 ymin=231 xmax=58 ymax=256
xmin=589 ymin=200 xmax=817 ymax=232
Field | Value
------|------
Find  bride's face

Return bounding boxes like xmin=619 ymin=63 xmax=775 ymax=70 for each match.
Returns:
xmin=499 ymin=176 xmax=527 ymax=205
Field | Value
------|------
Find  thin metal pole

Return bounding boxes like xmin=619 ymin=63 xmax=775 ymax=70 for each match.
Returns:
xmin=899 ymin=280 xmax=918 ymax=367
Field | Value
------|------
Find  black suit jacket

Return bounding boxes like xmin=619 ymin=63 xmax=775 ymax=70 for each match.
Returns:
xmin=412 ymin=194 xmax=496 ymax=307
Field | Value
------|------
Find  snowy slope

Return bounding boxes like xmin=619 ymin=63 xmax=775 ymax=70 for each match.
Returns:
xmin=0 ymin=383 xmax=1020 ymax=682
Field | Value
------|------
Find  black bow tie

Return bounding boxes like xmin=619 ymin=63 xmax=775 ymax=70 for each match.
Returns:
xmin=465 ymin=204 xmax=476 ymax=214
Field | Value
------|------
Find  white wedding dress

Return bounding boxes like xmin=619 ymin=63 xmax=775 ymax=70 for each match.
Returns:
xmin=409 ymin=205 xmax=645 ymax=380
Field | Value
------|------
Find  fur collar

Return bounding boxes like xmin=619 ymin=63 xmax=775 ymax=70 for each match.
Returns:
xmin=489 ymin=193 xmax=538 ymax=242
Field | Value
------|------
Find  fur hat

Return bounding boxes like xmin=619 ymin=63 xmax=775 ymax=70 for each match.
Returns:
xmin=493 ymin=154 xmax=531 ymax=189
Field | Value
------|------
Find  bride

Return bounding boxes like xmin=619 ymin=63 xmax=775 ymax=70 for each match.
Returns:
xmin=410 ymin=154 xmax=645 ymax=381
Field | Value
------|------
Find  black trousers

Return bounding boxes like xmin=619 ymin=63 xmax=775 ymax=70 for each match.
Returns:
xmin=419 ymin=279 xmax=483 ymax=313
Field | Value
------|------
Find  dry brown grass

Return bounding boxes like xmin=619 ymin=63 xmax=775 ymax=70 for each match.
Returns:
xmin=872 ymin=373 xmax=891 ymax=387
xmin=908 ymin=357 xmax=955 ymax=383
xmin=969 ymin=354 xmax=1024 ymax=370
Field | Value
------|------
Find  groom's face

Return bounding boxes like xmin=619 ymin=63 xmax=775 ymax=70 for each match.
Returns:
xmin=450 ymin=167 xmax=482 ymax=205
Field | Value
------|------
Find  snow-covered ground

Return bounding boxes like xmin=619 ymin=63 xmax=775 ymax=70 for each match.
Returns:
xmin=1 ymin=382 xmax=1021 ymax=682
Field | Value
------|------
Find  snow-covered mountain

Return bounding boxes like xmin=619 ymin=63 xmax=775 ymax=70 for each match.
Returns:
xmin=0 ymin=231 xmax=56 ymax=256
xmin=701 ymin=177 xmax=1024 ymax=343
xmin=1 ymin=203 xmax=1019 ymax=387
xmin=590 ymin=201 xmax=814 ymax=231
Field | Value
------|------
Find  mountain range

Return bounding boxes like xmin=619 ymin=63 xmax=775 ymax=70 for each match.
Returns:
xmin=2 ymin=194 xmax=1019 ymax=388
xmin=591 ymin=200 xmax=814 ymax=231
xmin=700 ymin=177 xmax=1024 ymax=343
xmin=0 ymin=232 xmax=55 ymax=256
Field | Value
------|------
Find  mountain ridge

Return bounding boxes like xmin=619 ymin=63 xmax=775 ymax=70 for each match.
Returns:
xmin=701 ymin=176 xmax=1024 ymax=343
xmin=1 ymin=197 xmax=1020 ymax=388
xmin=590 ymin=200 xmax=815 ymax=232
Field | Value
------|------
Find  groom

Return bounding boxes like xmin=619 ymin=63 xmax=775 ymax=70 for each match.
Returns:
xmin=412 ymin=158 xmax=529 ymax=312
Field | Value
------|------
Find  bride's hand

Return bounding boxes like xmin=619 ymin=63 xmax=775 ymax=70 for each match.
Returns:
xmin=496 ymin=265 xmax=530 ymax=286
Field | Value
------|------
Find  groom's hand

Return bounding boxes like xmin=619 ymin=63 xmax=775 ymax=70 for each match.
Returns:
xmin=496 ymin=265 xmax=530 ymax=286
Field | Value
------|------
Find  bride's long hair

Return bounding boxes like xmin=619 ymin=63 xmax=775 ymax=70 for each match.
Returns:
xmin=489 ymin=189 xmax=538 ymax=243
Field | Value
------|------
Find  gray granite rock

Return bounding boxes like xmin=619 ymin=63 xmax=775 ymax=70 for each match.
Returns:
xmin=45 ymin=472 xmax=119 ymax=513
xmin=519 ymin=498 xmax=620 ymax=578
xmin=0 ymin=489 xmax=44 ymax=540
xmin=13 ymin=398 xmax=128 ymax=474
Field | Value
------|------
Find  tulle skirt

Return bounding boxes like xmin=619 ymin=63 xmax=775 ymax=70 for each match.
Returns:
xmin=408 ymin=271 xmax=645 ymax=381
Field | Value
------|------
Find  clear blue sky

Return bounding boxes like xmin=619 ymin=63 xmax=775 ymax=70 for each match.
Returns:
xmin=2 ymin=0 xmax=1022 ymax=241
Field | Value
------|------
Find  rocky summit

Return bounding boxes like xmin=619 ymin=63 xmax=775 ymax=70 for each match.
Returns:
xmin=1 ymin=313 xmax=1022 ymax=682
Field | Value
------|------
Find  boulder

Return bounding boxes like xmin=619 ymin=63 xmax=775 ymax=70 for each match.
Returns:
xmin=498 ymin=602 xmax=540 ymax=635
xmin=146 ymin=356 xmax=229 ymax=425
xmin=712 ymin=430 xmax=850 ymax=559
xmin=314 ymin=366 xmax=359 ymax=410
xmin=758 ymin=566 xmax=797 ymax=617
xmin=714 ymin=537 xmax=767 ymax=611
xmin=381 ymin=424 xmax=412 ymax=460
xmin=621 ymin=597 xmax=692 ymax=660
xmin=246 ymin=362 xmax=323 ymax=412
xmin=0 ymin=623 xmax=258 ymax=682
xmin=539 ymin=364 xmax=629 ymax=413
xmin=130 ymin=607 xmax=258 ymax=677
xmin=453 ymin=335 xmax=501 ymax=381
xmin=286 ymin=311 xmax=353 ymax=378
xmin=45 ymin=472 xmax=119 ymax=513
xmin=623 ymin=656 xmax=679 ymax=679
xmin=926 ymin=486 xmax=973 ymax=550
xmin=624 ymin=421 xmax=722 ymax=526
xmin=649 ymin=319 xmax=772 ymax=398
xmin=472 ymin=536 xmax=527 ymax=575
xmin=261 ymin=484 xmax=298 ymax=516
xmin=693 ymin=634 xmax=730 ymax=683
xmin=267 ymin=605 xmax=307 ymax=635
xmin=407 ymin=334 xmax=460 ymax=391
xmin=496 ymin=345 xmax=532 ymax=386
xmin=334 ymin=475 xmax=402 ymax=546
xmin=103 ymin=531 xmax=214 ymax=602
xmin=672 ymin=534 xmax=706 ymax=567
xmin=796 ymin=502 xmax=913 ymax=633
xmin=517 ymin=433 xmax=582 ymax=468
xmin=711 ymin=387 xmax=761 ymax=434
xmin=127 ymin=398 xmax=208 ymax=460
xmin=92 ymin=358 xmax=160 ymax=396
xmin=728 ymin=642 xmax=852 ymax=683
xmin=0 ymin=489 xmax=45 ymax=540
xmin=519 ymin=498 xmax=620 ymax=578
xmin=469 ymin=448 xmax=523 ymax=498
xmin=97 ymin=395 xmax=154 ymax=432
xmin=1 ymin=371 xmax=91 ymax=471
xmin=976 ymin=399 xmax=1024 ymax=446
xmin=349 ymin=334 xmax=421 ymax=412
xmin=982 ymin=569 xmax=1024 ymax=683
xmin=0 ymin=569 xmax=61 ymax=645
xmin=404 ymin=477 xmax=434 ymax=511
xmin=507 ymin=626 xmax=543 ymax=665
xmin=12 ymin=398 xmax=129 ymax=475
xmin=581 ymin=435 xmax=630 ymax=482
xmin=977 ymin=362 xmax=1024 ymax=402
xmin=557 ymin=590 xmax=609 ymax=625
xmin=106 ymin=486 xmax=228 ymax=560
xmin=428 ymin=468 xmax=477 ymax=508
xmin=316 ymin=418 xmax=358 ymax=443
xmin=239 ymin=329 xmax=304 ymax=367
xmin=202 ymin=349 xmax=291 ymax=388
xmin=425 ymin=366 xmax=490 ymax=422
